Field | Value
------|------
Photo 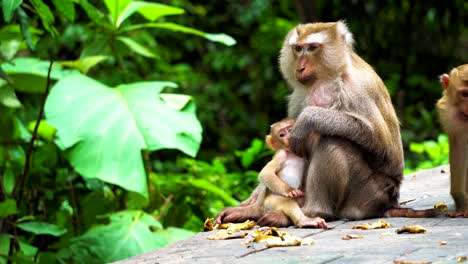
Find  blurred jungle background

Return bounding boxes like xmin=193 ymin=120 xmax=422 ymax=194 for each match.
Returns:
xmin=0 ymin=0 xmax=466 ymax=263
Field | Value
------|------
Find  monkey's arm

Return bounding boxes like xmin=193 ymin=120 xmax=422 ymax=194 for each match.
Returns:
xmin=290 ymin=105 xmax=402 ymax=173
xmin=259 ymin=151 xmax=294 ymax=197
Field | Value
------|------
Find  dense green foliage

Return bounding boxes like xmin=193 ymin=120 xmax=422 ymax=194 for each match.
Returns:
xmin=0 ymin=0 xmax=466 ymax=263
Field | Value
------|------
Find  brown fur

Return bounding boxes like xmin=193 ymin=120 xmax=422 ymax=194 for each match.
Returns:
xmin=437 ymin=64 xmax=468 ymax=216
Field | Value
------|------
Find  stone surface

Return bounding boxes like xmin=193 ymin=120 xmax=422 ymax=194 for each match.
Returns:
xmin=116 ymin=165 xmax=468 ymax=264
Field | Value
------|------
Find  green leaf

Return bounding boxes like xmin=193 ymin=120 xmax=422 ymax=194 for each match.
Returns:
xmin=51 ymin=0 xmax=75 ymax=21
xmin=116 ymin=36 xmax=157 ymax=58
xmin=1 ymin=58 xmax=78 ymax=93
xmin=76 ymin=0 xmax=104 ymax=24
xmin=0 ymin=198 xmax=17 ymax=218
xmin=2 ymin=0 xmax=22 ymax=22
xmin=0 ymin=81 xmax=22 ymax=108
xmin=104 ymin=0 xmax=132 ymax=26
xmin=16 ymin=6 xmax=35 ymax=50
xmin=44 ymin=74 xmax=202 ymax=197
xmin=160 ymin=93 xmax=192 ymax=110
xmin=409 ymin=142 xmax=424 ymax=154
xmin=116 ymin=1 xmax=184 ymax=28
xmin=30 ymin=0 xmax=57 ymax=35
xmin=17 ymin=222 xmax=67 ymax=236
xmin=189 ymin=179 xmax=238 ymax=206
xmin=157 ymin=227 xmax=194 ymax=245
xmin=60 ymin=56 xmax=108 ymax=74
xmin=27 ymin=120 xmax=56 ymax=142
xmin=122 ymin=22 xmax=236 ymax=46
xmin=63 ymin=211 xmax=167 ymax=263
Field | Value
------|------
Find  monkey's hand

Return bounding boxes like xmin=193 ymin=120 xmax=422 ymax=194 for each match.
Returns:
xmin=287 ymin=189 xmax=304 ymax=198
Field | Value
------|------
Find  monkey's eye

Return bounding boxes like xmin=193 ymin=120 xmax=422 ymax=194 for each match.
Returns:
xmin=461 ymin=91 xmax=468 ymax=98
xmin=279 ymin=131 xmax=287 ymax=137
xmin=306 ymin=43 xmax=320 ymax=52
xmin=293 ymin=45 xmax=302 ymax=53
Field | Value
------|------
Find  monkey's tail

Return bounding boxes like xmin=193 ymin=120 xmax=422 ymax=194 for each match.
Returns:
xmin=384 ymin=208 xmax=440 ymax=218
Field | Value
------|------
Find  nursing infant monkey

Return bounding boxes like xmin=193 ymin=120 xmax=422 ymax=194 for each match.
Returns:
xmin=437 ymin=64 xmax=468 ymax=218
xmin=259 ymin=118 xmax=327 ymax=228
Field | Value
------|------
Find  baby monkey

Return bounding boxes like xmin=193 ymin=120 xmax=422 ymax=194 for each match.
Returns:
xmin=259 ymin=118 xmax=327 ymax=228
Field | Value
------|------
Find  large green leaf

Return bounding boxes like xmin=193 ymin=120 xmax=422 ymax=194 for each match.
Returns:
xmin=116 ymin=1 xmax=184 ymax=28
xmin=17 ymin=221 xmax=67 ymax=237
xmin=122 ymin=22 xmax=236 ymax=46
xmin=1 ymin=58 xmax=78 ymax=93
xmin=157 ymin=227 xmax=195 ymax=245
xmin=104 ymin=0 xmax=132 ymax=26
xmin=116 ymin=36 xmax=157 ymax=58
xmin=44 ymin=74 xmax=202 ymax=197
xmin=61 ymin=211 xmax=166 ymax=263
xmin=2 ymin=0 xmax=22 ymax=22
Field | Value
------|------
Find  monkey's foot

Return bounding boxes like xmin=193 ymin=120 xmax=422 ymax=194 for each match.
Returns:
xmin=446 ymin=210 xmax=468 ymax=218
xmin=297 ymin=217 xmax=328 ymax=229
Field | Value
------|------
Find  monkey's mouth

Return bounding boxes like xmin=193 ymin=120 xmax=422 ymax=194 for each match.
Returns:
xmin=458 ymin=111 xmax=468 ymax=122
xmin=297 ymin=75 xmax=316 ymax=85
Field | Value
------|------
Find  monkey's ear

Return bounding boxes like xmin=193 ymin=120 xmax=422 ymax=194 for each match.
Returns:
xmin=336 ymin=20 xmax=354 ymax=47
xmin=265 ymin=135 xmax=277 ymax=151
xmin=440 ymin=74 xmax=450 ymax=90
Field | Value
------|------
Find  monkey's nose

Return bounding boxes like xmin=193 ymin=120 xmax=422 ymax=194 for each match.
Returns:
xmin=296 ymin=67 xmax=305 ymax=73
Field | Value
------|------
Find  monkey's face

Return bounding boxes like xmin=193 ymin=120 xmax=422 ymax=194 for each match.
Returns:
xmin=454 ymin=84 xmax=468 ymax=122
xmin=279 ymin=21 xmax=353 ymax=88
xmin=446 ymin=66 xmax=468 ymax=123
xmin=274 ymin=122 xmax=294 ymax=149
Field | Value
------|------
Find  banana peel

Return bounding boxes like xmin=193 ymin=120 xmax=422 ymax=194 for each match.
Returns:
xmin=352 ymin=219 xmax=391 ymax=230
xmin=204 ymin=218 xmax=256 ymax=233
xmin=396 ymin=225 xmax=427 ymax=234
xmin=245 ymin=227 xmax=314 ymax=247
xmin=434 ymin=202 xmax=448 ymax=212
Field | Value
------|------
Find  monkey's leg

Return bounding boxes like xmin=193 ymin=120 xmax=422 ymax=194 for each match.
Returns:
xmin=301 ymin=138 xmax=355 ymax=220
xmin=215 ymin=204 xmax=263 ymax=224
xmin=448 ymin=136 xmax=468 ymax=211
xmin=264 ymin=195 xmax=327 ymax=229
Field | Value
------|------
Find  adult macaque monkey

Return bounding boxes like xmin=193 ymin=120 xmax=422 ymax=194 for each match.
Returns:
xmin=217 ymin=21 xmax=434 ymax=226
xmin=437 ymin=64 xmax=468 ymax=218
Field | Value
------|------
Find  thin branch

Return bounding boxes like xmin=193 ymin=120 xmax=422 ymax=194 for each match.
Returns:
xmin=154 ymin=194 xmax=173 ymax=221
xmin=12 ymin=60 xmax=54 ymax=201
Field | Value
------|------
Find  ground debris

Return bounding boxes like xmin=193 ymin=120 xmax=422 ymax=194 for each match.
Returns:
xmin=393 ymin=260 xmax=431 ymax=264
xmin=207 ymin=230 xmax=248 ymax=240
xmin=434 ymin=203 xmax=448 ymax=211
xmin=352 ymin=219 xmax=391 ymax=230
xmin=244 ymin=227 xmax=306 ymax=248
xmin=396 ymin=225 xmax=427 ymax=234
xmin=203 ymin=218 xmax=256 ymax=233
xmin=342 ymin=234 xmax=363 ymax=240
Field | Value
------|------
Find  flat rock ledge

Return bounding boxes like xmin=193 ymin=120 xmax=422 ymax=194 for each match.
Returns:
xmin=117 ymin=165 xmax=468 ymax=264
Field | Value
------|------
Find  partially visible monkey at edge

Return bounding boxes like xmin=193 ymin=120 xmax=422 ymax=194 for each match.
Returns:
xmin=257 ymin=118 xmax=327 ymax=228
xmin=217 ymin=21 xmax=436 ymax=226
xmin=437 ymin=64 xmax=468 ymax=218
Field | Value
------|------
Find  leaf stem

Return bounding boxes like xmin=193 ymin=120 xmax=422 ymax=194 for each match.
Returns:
xmin=12 ymin=60 xmax=54 ymax=202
